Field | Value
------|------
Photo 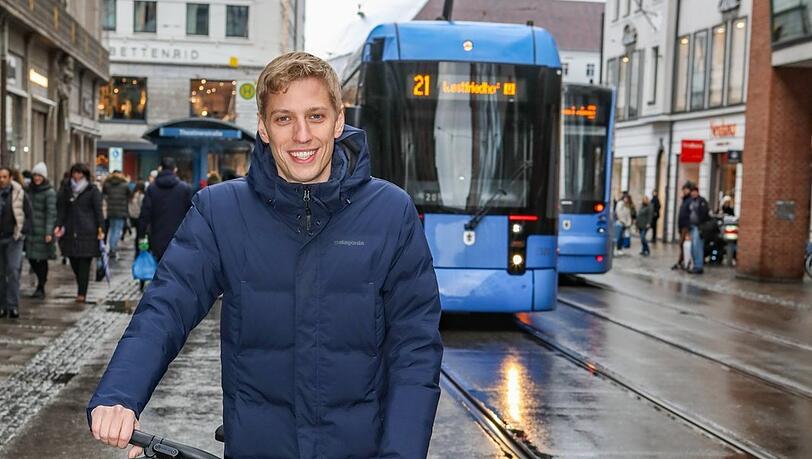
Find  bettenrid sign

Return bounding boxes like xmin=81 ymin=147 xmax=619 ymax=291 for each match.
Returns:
xmin=680 ymin=140 xmax=705 ymax=163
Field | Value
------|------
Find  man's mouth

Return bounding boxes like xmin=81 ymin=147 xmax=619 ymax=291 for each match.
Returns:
xmin=288 ymin=149 xmax=317 ymax=163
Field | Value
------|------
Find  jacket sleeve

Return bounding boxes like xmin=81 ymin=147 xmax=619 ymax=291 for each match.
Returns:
xmin=138 ymin=189 xmax=152 ymax=236
xmin=56 ymin=188 xmax=66 ymax=228
xmin=22 ymin=193 xmax=33 ymax=235
xmin=45 ymin=189 xmax=57 ymax=234
xmin=86 ymin=189 xmax=224 ymax=425
xmin=93 ymin=188 xmax=104 ymax=231
xmin=379 ymin=201 xmax=443 ymax=458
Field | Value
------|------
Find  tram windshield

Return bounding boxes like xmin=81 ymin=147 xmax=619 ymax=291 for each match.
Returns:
xmin=560 ymin=85 xmax=613 ymax=213
xmin=359 ymin=61 xmax=560 ymax=215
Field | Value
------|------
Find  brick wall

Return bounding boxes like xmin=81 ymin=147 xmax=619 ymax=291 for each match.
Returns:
xmin=738 ymin=0 xmax=812 ymax=279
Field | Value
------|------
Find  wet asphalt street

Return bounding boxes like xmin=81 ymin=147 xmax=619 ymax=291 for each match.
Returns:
xmin=0 ymin=243 xmax=810 ymax=458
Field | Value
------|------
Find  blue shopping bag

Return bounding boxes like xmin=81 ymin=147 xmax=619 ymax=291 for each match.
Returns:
xmin=132 ymin=250 xmax=158 ymax=281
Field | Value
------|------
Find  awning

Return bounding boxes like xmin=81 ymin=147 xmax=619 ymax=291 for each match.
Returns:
xmin=97 ymin=139 xmax=157 ymax=152
xmin=143 ymin=118 xmax=256 ymax=143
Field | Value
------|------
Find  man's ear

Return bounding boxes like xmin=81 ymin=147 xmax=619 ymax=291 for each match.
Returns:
xmin=333 ymin=109 xmax=345 ymax=139
xmin=257 ymin=115 xmax=271 ymax=144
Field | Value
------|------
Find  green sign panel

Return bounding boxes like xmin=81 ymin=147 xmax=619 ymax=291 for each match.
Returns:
xmin=239 ymin=82 xmax=256 ymax=100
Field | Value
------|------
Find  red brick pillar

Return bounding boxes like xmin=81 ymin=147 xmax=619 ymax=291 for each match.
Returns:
xmin=737 ymin=1 xmax=812 ymax=280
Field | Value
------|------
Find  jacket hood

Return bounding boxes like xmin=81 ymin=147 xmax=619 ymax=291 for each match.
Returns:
xmin=29 ymin=180 xmax=52 ymax=193
xmin=246 ymin=125 xmax=371 ymax=214
xmin=106 ymin=175 xmax=127 ymax=185
xmin=155 ymin=170 xmax=181 ymax=189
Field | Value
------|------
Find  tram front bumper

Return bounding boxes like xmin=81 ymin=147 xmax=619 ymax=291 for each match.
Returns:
xmin=435 ymin=268 xmax=557 ymax=313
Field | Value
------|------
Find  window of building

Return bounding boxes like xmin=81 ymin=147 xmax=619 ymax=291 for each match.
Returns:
xmin=190 ymin=79 xmax=237 ymax=121
xmin=690 ymin=30 xmax=708 ymax=110
xmin=628 ymin=51 xmax=643 ymax=119
xmin=99 ymin=77 xmax=148 ymax=121
xmin=187 ymin=3 xmax=209 ymax=36
xmin=624 ymin=0 xmax=631 ymax=16
xmin=102 ymin=0 xmax=116 ymax=31
xmin=617 ymin=55 xmax=629 ymax=119
xmin=728 ymin=18 xmax=747 ymax=104
xmin=606 ymin=58 xmax=617 ymax=89
xmin=586 ymin=63 xmax=595 ymax=78
xmin=772 ymin=0 xmax=812 ymax=45
xmin=674 ymin=36 xmax=690 ymax=112
xmin=613 ymin=0 xmax=619 ymax=21
xmin=648 ymin=46 xmax=658 ymax=105
xmin=226 ymin=5 xmax=249 ymax=38
xmin=562 ymin=62 xmax=569 ymax=76
xmin=134 ymin=1 xmax=157 ymax=33
xmin=708 ymin=24 xmax=726 ymax=107
xmin=635 ymin=0 xmax=643 ymax=12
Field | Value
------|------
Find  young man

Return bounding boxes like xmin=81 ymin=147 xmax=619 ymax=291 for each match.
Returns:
xmin=88 ymin=52 xmax=443 ymax=458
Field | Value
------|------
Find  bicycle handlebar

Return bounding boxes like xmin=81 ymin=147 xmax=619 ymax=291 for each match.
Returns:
xmin=130 ymin=430 xmax=220 ymax=459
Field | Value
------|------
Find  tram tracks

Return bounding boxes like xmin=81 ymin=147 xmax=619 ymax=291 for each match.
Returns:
xmin=514 ymin=315 xmax=770 ymax=458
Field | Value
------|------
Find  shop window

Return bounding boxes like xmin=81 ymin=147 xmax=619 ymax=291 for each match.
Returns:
xmin=187 ymin=4 xmax=209 ymax=36
xmin=226 ymin=5 xmax=249 ymax=38
xmin=134 ymin=1 xmax=157 ymax=33
xmin=190 ymin=79 xmax=237 ymax=121
xmin=673 ymin=35 xmax=690 ymax=112
xmin=611 ymin=157 xmax=623 ymax=202
xmin=102 ymin=0 xmax=116 ymax=31
xmin=690 ymin=30 xmax=708 ymax=111
xmin=628 ymin=156 xmax=647 ymax=207
xmin=5 ymin=95 xmax=23 ymax=158
xmin=99 ymin=77 xmax=148 ymax=121
xmin=728 ymin=18 xmax=747 ymax=105
xmin=708 ymin=24 xmax=726 ymax=107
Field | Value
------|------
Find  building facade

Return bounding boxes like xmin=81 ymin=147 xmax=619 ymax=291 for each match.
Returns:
xmin=98 ymin=0 xmax=304 ymax=185
xmin=736 ymin=0 xmax=812 ymax=280
xmin=414 ymin=0 xmax=604 ymax=85
xmin=1 ymin=0 xmax=109 ymax=183
xmin=603 ymin=0 xmax=751 ymax=242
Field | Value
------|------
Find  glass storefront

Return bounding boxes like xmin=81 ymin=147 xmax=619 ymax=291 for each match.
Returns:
xmin=189 ymin=79 xmax=237 ymax=121
xmin=99 ymin=77 xmax=148 ymax=121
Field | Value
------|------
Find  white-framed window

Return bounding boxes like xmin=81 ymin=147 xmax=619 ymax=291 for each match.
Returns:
xmin=226 ymin=5 xmax=250 ymax=38
xmin=134 ymin=1 xmax=157 ymax=33
xmin=187 ymin=3 xmax=210 ymax=36
xmin=728 ymin=18 xmax=747 ymax=104
xmin=586 ymin=63 xmax=595 ymax=78
xmin=690 ymin=30 xmax=708 ymax=110
xmin=562 ymin=62 xmax=569 ymax=76
xmin=708 ymin=24 xmax=726 ymax=107
xmin=674 ymin=35 xmax=690 ymax=112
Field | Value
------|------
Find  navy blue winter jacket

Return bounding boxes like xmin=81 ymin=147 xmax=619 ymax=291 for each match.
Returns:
xmin=138 ymin=171 xmax=192 ymax=260
xmin=88 ymin=126 xmax=443 ymax=458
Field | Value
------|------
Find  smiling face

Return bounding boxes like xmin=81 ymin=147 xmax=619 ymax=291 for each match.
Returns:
xmin=257 ymin=77 xmax=345 ymax=184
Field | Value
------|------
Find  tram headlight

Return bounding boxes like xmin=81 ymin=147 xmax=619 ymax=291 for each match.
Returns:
xmin=512 ymin=223 xmax=523 ymax=234
xmin=512 ymin=254 xmax=524 ymax=266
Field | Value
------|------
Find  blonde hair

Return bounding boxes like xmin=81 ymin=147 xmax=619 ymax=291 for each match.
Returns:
xmin=256 ymin=52 xmax=342 ymax=117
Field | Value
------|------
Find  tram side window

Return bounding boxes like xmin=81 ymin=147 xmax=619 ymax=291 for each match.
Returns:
xmin=98 ymin=77 xmax=148 ymax=121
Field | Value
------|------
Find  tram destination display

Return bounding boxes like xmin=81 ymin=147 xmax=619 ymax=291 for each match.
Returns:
xmin=408 ymin=73 xmax=524 ymax=101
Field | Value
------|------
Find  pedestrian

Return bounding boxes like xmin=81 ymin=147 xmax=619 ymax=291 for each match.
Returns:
xmin=0 ymin=168 xmax=32 ymax=319
xmin=102 ymin=170 xmax=131 ymax=258
xmin=54 ymin=163 xmax=104 ymax=303
xmin=146 ymin=170 xmax=158 ymax=188
xmin=614 ymin=192 xmax=633 ymax=256
xmin=221 ymin=168 xmax=239 ymax=181
xmin=672 ymin=181 xmax=694 ymax=270
xmin=25 ymin=162 xmax=57 ymax=299
xmin=206 ymin=171 xmax=221 ymax=187
xmin=128 ymin=181 xmax=146 ymax=255
xmin=721 ymin=195 xmax=735 ymax=216
xmin=636 ymin=196 xmax=653 ymax=256
xmin=138 ymin=157 xmax=192 ymax=261
xmin=650 ymin=190 xmax=661 ymax=243
xmin=89 ymin=51 xmax=443 ymax=459
xmin=687 ymin=185 xmax=711 ymax=274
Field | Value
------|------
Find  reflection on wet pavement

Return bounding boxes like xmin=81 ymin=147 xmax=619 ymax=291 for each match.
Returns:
xmin=442 ymin=326 xmax=741 ymax=457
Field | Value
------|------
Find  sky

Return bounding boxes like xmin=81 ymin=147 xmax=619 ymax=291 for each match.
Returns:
xmin=304 ymin=0 xmax=430 ymax=59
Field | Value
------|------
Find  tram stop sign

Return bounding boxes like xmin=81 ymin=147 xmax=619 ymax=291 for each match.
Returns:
xmin=239 ymin=82 xmax=256 ymax=100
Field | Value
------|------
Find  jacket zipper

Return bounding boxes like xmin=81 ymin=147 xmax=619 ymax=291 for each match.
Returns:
xmin=303 ymin=187 xmax=312 ymax=232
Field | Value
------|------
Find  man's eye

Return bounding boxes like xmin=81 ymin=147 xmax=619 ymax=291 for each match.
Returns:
xmin=309 ymin=114 xmax=324 ymax=121
xmin=275 ymin=116 xmax=290 ymax=123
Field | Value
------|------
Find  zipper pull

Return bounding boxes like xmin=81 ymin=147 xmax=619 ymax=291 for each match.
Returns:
xmin=303 ymin=187 xmax=312 ymax=232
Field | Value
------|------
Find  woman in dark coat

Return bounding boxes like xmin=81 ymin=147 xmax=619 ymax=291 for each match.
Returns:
xmin=25 ymin=162 xmax=57 ymax=298
xmin=54 ymin=163 xmax=103 ymax=303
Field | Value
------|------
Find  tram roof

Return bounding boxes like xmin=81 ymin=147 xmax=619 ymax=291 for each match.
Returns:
xmin=364 ymin=21 xmax=560 ymax=68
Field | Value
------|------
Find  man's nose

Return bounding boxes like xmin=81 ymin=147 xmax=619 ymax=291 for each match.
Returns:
xmin=293 ymin=118 xmax=313 ymax=144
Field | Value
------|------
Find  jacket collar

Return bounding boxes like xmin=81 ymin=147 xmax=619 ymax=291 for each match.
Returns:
xmin=247 ymin=125 xmax=371 ymax=215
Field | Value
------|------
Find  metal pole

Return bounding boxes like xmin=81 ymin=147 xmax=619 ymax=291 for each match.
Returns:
xmin=0 ymin=15 xmax=7 ymax=167
xmin=599 ymin=12 xmax=604 ymax=84
xmin=442 ymin=0 xmax=454 ymax=21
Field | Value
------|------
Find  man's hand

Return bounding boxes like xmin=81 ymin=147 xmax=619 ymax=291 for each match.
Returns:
xmin=90 ymin=405 xmax=143 ymax=458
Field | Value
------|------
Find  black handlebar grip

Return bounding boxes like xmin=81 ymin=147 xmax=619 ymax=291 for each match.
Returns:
xmin=130 ymin=430 xmax=157 ymax=448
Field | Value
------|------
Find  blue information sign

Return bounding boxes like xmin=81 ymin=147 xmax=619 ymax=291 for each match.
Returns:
xmin=159 ymin=127 xmax=242 ymax=139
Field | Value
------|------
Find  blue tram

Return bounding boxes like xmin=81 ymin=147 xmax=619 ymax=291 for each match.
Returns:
xmin=557 ymin=84 xmax=615 ymax=274
xmin=341 ymin=21 xmax=562 ymax=312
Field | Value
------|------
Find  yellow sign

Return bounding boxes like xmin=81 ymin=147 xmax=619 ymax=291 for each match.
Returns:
xmin=229 ymin=56 xmax=239 ymax=68
xmin=413 ymin=74 xmax=431 ymax=97
xmin=239 ymin=82 xmax=256 ymax=100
